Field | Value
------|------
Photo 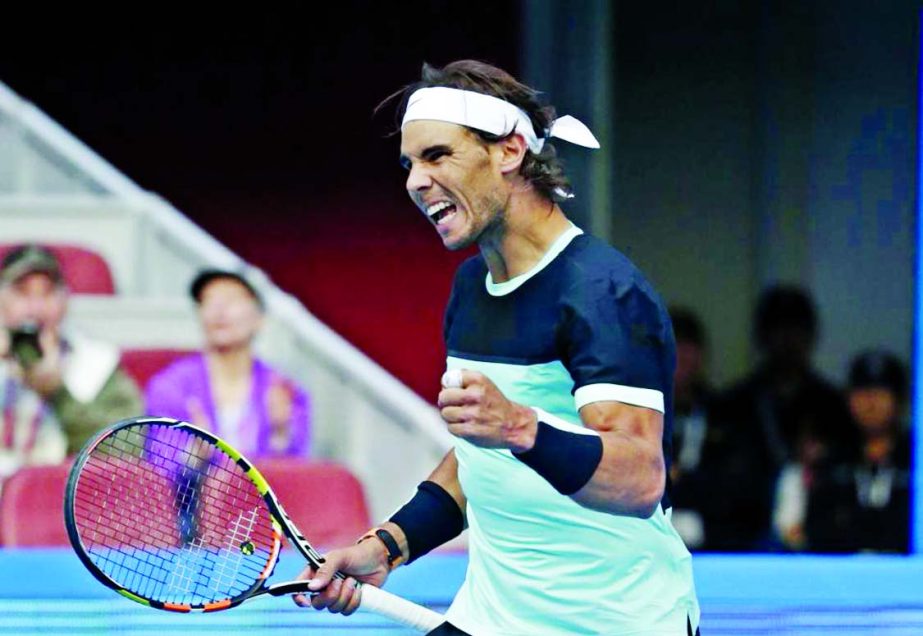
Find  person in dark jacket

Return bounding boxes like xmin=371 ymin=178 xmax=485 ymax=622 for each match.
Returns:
xmin=702 ymin=285 xmax=851 ymax=551
xmin=805 ymin=350 xmax=910 ymax=553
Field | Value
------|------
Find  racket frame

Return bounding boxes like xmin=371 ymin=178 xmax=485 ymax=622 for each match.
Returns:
xmin=65 ymin=417 xmax=316 ymax=612
xmin=64 ymin=416 xmax=443 ymax=632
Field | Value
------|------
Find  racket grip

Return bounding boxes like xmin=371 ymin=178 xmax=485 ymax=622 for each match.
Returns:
xmin=359 ymin=583 xmax=443 ymax=633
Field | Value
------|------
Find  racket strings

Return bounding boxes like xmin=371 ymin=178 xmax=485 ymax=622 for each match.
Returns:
xmin=196 ymin=505 xmax=261 ymax=598
xmin=72 ymin=424 xmax=278 ymax=607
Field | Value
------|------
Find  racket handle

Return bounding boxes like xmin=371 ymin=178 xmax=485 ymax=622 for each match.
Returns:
xmin=359 ymin=583 xmax=443 ymax=633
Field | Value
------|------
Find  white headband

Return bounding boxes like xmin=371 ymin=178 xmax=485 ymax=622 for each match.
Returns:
xmin=401 ymin=86 xmax=600 ymax=154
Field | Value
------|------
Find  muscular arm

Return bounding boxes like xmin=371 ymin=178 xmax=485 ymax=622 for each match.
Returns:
xmin=439 ymin=371 xmax=664 ymax=520
xmin=379 ymin=449 xmax=466 ymax=563
xmin=571 ymin=400 xmax=665 ymax=518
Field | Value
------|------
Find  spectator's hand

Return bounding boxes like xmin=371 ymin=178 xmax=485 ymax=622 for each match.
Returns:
xmin=0 ymin=329 xmax=9 ymax=359
xmin=21 ymin=330 xmax=63 ymax=398
xmin=178 ymin=396 xmax=213 ymax=471
xmin=267 ymin=378 xmax=294 ymax=450
xmin=437 ymin=369 xmax=537 ymax=452
xmin=266 ymin=377 xmax=294 ymax=435
xmin=292 ymin=539 xmax=391 ymax=615
xmin=186 ymin=396 xmax=210 ymax=430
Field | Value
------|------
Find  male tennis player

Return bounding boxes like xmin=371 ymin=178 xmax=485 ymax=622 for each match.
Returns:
xmin=295 ymin=60 xmax=701 ymax=635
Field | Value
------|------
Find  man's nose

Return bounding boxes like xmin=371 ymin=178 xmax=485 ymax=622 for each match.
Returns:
xmin=203 ymin=302 xmax=228 ymax=317
xmin=405 ymin=162 xmax=432 ymax=193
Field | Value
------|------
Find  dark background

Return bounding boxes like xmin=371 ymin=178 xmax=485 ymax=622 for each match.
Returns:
xmin=0 ymin=3 xmax=521 ymax=399
xmin=1 ymin=2 xmax=918 ymax=400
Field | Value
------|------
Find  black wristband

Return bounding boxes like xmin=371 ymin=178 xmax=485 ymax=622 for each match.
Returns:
xmin=389 ymin=480 xmax=464 ymax=564
xmin=513 ymin=420 xmax=603 ymax=495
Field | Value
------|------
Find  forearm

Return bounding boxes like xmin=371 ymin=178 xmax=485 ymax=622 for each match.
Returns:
xmin=425 ymin=448 xmax=466 ymax=517
xmin=438 ymin=369 xmax=667 ymax=518
xmin=515 ymin=402 xmax=665 ymax=518
xmin=386 ymin=450 xmax=466 ymax=563
xmin=572 ymin=429 xmax=665 ymax=517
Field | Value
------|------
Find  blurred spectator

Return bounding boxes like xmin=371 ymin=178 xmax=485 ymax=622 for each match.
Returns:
xmin=703 ymin=285 xmax=851 ymax=551
xmin=0 ymin=244 xmax=143 ymax=457
xmin=0 ymin=342 xmax=66 ymax=482
xmin=805 ymin=351 xmax=910 ymax=553
xmin=145 ymin=269 xmax=310 ymax=457
xmin=668 ymin=307 xmax=713 ymax=549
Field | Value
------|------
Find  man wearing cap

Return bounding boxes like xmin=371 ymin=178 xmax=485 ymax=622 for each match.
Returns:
xmin=296 ymin=60 xmax=700 ymax=635
xmin=145 ymin=269 xmax=310 ymax=458
xmin=0 ymin=244 xmax=142 ymax=459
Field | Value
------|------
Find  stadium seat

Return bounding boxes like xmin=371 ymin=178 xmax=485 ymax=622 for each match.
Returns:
xmin=0 ymin=460 xmax=370 ymax=549
xmin=120 ymin=348 xmax=190 ymax=389
xmin=0 ymin=243 xmax=115 ymax=294
xmin=254 ymin=459 xmax=371 ymax=550
xmin=0 ymin=462 xmax=72 ymax=547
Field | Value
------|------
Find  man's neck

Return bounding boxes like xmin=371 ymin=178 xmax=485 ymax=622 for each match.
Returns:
xmin=479 ymin=190 xmax=573 ymax=283
xmin=205 ymin=346 xmax=253 ymax=380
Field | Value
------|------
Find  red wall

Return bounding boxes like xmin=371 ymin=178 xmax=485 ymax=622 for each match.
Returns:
xmin=193 ymin=188 xmax=474 ymax=403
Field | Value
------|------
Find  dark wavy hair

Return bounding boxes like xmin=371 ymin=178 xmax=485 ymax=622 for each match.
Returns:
xmin=754 ymin=285 xmax=818 ymax=347
xmin=383 ymin=60 xmax=572 ymax=202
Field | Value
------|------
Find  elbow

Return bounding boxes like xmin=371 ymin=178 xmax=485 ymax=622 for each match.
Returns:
xmin=628 ymin=461 xmax=666 ymax=519
xmin=576 ymin=449 xmax=666 ymax=518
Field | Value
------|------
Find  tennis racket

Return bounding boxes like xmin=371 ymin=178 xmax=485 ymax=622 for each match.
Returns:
xmin=64 ymin=416 xmax=443 ymax=632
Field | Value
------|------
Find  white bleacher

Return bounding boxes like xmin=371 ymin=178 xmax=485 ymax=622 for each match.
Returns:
xmin=0 ymin=80 xmax=453 ymax=523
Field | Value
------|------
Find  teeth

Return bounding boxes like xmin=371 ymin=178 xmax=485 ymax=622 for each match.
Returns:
xmin=426 ymin=201 xmax=453 ymax=218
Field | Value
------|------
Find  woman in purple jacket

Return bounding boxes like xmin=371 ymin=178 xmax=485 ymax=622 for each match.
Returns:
xmin=145 ymin=269 xmax=310 ymax=458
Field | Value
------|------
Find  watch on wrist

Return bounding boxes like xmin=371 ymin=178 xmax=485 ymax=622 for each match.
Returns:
xmin=358 ymin=527 xmax=405 ymax=570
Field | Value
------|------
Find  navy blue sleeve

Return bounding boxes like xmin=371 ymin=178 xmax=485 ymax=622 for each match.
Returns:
xmin=560 ymin=272 xmax=674 ymax=412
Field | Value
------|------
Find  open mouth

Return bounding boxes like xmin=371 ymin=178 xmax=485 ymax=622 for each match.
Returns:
xmin=427 ymin=200 xmax=457 ymax=224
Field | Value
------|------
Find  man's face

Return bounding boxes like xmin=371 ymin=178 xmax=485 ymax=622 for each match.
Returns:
xmin=849 ymin=387 xmax=898 ymax=435
xmin=197 ymin=278 xmax=263 ymax=351
xmin=762 ymin=324 xmax=813 ymax=373
xmin=400 ymin=120 xmax=509 ymax=250
xmin=0 ymin=272 xmax=68 ymax=332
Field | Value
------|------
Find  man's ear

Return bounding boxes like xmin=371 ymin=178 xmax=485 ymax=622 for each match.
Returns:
xmin=496 ymin=133 xmax=529 ymax=176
